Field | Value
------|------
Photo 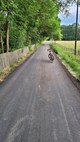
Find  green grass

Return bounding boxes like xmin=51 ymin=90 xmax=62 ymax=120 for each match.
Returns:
xmin=50 ymin=42 xmax=80 ymax=80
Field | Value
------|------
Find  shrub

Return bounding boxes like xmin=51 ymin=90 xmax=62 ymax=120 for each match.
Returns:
xmin=9 ymin=25 xmax=26 ymax=51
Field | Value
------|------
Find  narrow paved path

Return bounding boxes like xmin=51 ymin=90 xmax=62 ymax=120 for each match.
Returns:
xmin=0 ymin=42 xmax=80 ymax=142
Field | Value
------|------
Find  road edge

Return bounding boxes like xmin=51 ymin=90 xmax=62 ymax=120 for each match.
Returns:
xmin=0 ymin=48 xmax=38 ymax=85
xmin=53 ymin=52 xmax=80 ymax=93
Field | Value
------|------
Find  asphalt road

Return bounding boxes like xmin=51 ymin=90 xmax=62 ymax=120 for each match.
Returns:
xmin=0 ymin=42 xmax=80 ymax=142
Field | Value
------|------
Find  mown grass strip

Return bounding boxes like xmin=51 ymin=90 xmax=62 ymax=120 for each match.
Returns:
xmin=50 ymin=43 xmax=80 ymax=80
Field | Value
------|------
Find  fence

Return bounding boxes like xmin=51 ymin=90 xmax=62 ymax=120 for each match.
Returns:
xmin=0 ymin=45 xmax=36 ymax=70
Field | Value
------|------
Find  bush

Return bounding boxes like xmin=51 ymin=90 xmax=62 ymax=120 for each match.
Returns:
xmin=9 ymin=25 xmax=26 ymax=51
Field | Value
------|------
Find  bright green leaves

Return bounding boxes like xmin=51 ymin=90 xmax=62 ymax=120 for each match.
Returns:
xmin=0 ymin=0 xmax=73 ymax=52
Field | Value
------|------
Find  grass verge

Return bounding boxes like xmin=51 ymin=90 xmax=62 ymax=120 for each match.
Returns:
xmin=50 ymin=43 xmax=80 ymax=80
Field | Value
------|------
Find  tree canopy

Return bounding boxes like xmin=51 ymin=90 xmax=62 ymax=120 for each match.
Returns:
xmin=0 ymin=0 xmax=74 ymax=53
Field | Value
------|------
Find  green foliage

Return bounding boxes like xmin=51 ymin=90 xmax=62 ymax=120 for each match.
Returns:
xmin=9 ymin=25 xmax=26 ymax=51
xmin=0 ymin=0 xmax=73 ymax=52
xmin=61 ymin=24 xmax=80 ymax=40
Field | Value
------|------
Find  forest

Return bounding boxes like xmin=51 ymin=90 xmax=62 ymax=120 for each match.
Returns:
xmin=0 ymin=0 xmax=75 ymax=53
xmin=61 ymin=24 xmax=80 ymax=40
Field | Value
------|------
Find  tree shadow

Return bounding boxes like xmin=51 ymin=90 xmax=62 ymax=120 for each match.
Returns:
xmin=40 ymin=59 xmax=50 ymax=63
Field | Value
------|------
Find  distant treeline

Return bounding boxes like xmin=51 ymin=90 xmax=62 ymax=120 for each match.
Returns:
xmin=61 ymin=24 xmax=80 ymax=40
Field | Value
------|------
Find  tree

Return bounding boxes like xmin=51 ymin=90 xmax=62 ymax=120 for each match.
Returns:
xmin=61 ymin=24 xmax=80 ymax=40
xmin=0 ymin=0 xmax=74 ymax=53
xmin=0 ymin=0 xmax=17 ymax=52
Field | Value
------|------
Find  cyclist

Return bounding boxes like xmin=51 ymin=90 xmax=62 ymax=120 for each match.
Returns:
xmin=47 ymin=48 xmax=54 ymax=63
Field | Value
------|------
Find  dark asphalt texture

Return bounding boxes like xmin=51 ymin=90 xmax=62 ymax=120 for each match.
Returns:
xmin=0 ymin=42 xmax=80 ymax=142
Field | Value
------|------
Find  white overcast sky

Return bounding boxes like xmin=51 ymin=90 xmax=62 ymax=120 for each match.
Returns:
xmin=58 ymin=4 xmax=80 ymax=25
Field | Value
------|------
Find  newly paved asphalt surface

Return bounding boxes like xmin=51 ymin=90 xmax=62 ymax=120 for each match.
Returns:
xmin=0 ymin=42 xmax=80 ymax=142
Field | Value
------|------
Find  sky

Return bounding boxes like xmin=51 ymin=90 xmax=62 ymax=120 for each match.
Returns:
xmin=58 ymin=4 xmax=80 ymax=25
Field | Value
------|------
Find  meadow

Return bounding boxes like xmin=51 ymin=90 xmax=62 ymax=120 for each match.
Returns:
xmin=55 ymin=41 xmax=80 ymax=52
xmin=50 ymin=41 xmax=80 ymax=80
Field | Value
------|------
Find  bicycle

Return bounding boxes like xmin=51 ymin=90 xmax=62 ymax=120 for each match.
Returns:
xmin=47 ymin=49 xmax=54 ymax=63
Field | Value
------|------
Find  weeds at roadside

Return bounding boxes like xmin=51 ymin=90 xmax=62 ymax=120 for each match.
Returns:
xmin=0 ymin=49 xmax=36 ymax=81
xmin=50 ymin=43 xmax=80 ymax=80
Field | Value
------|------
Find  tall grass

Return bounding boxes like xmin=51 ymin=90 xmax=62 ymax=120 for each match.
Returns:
xmin=50 ymin=43 xmax=80 ymax=80
xmin=55 ymin=41 xmax=80 ymax=50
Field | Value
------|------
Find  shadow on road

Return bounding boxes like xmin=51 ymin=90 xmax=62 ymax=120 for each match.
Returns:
xmin=32 ymin=58 xmax=50 ymax=64
xmin=40 ymin=59 xmax=50 ymax=63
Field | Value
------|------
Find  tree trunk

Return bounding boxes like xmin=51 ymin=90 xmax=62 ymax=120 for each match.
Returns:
xmin=5 ymin=14 xmax=9 ymax=52
xmin=0 ymin=33 xmax=4 ymax=53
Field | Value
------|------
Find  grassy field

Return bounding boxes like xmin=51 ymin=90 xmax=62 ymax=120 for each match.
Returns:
xmin=50 ymin=42 xmax=80 ymax=80
xmin=55 ymin=40 xmax=80 ymax=51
